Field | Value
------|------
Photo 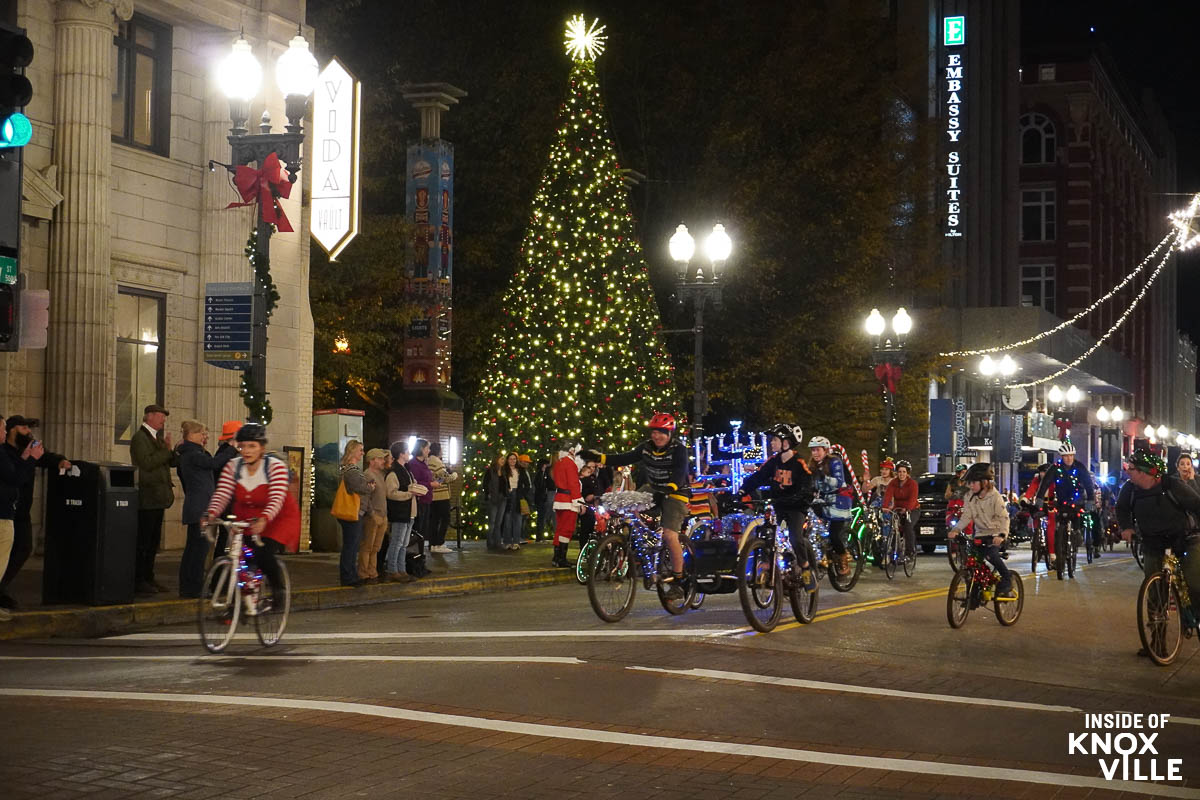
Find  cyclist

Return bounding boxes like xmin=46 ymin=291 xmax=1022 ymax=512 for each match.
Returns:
xmin=944 ymin=464 xmax=972 ymax=538
xmin=883 ymin=459 xmax=918 ymax=558
xmin=865 ymin=458 xmax=894 ymax=506
xmin=1035 ymin=441 xmax=1095 ymax=567
xmin=1117 ymin=448 xmax=1200 ymax=656
xmin=809 ymin=435 xmax=853 ymax=576
xmin=738 ymin=423 xmax=817 ymax=590
xmin=202 ymin=423 xmax=296 ymax=610
xmin=581 ymin=413 xmax=690 ymax=595
xmin=1023 ymin=463 xmax=1055 ymax=567
xmin=948 ymin=462 xmax=1013 ymax=597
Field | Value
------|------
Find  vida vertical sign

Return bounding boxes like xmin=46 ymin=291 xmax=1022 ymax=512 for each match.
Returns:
xmin=310 ymin=58 xmax=361 ymax=260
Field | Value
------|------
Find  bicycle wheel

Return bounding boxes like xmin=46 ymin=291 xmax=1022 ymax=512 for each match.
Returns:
xmin=255 ymin=561 xmax=291 ymax=647
xmin=787 ymin=545 xmax=819 ymax=624
xmin=1067 ymin=523 xmax=1078 ymax=578
xmin=587 ymin=533 xmax=636 ymax=623
xmin=993 ymin=572 xmax=1024 ymax=626
xmin=1133 ymin=536 xmax=1144 ymax=569
xmin=902 ymin=538 xmax=916 ymax=578
xmin=947 ymin=569 xmax=972 ymax=629
xmin=1030 ymin=533 xmax=1041 ymax=573
xmin=1137 ymin=572 xmax=1183 ymax=666
xmin=575 ymin=539 xmax=597 ymax=585
xmin=738 ymin=536 xmax=783 ymax=632
xmin=947 ymin=537 xmax=967 ymax=573
xmin=1055 ymin=524 xmax=1066 ymax=580
xmin=883 ymin=529 xmax=898 ymax=580
xmin=657 ymin=541 xmax=696 ymax=615
xmin=198 ymin=558 xmax=240 ymax=653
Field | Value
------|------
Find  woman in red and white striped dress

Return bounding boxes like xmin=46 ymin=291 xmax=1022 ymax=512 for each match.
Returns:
xmin=202 ymin=423 xmax=293 ymax=596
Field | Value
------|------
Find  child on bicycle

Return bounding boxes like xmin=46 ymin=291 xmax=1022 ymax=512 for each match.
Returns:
xmin=202 ymin=423 xmax=297 ymax=607
xmin=948 ymin=462 xmax=1013 ymax=597
xmin=738 ymin=423 xmax=817 ymax=590
xmin=809 ymin=435 xmax=853 ymax=576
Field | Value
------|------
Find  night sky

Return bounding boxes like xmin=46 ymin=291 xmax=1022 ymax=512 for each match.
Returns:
xmin=1022 ymin=1 xmax=1200 ymax=346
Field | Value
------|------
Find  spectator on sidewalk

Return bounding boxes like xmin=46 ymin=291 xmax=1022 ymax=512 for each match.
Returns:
xmin=176 ymin=420 xmax=217 ymax=599
xmin=358 ymin=448 xmax=390 ymax=583
xmin=501 ymin=452 xmax=531 ymax=552
xmin=427 ymin=442 xmax=458 ymax=554
xmin=338 ymin=440 xmax=372 ymax=587
xmin=130 ymin=404 xmax=176 ymax=595
xmin=408 ymin=439 xmax=437 ymax=555
xmin=0 ymin=415 xmax=70 ymax=611
xmin=0 ymin=416 xmax=39 ymax=621
xmin=383 ymin=441 xmax=417 ymax=582
xmin=484 ymin=455 xmax=507 ymax=552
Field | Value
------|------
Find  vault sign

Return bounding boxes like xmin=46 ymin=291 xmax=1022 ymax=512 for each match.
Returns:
xmin=310 ymin=58 xmax=361 ymax=260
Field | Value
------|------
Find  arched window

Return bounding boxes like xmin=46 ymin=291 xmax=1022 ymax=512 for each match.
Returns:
xmin=1020 ymin=113 xmax=1056 ymax=165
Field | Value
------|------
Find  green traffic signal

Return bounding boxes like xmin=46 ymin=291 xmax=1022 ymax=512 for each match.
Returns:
xmin=0 ymin=112 xmax=31 ymax=148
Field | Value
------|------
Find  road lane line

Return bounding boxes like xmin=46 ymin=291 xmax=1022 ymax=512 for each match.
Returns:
xmin=627 ymin=666 xmax=1200 ymax=728
xmin=0 ymin=655 xmax=585 ymax=664
xmin=723 ymin=586 xmax=949 ymax=636
xmin=0 ymin=688 xmax=1193 ymax=797
xmin=105 ymin=629 xmax=745 ymax=642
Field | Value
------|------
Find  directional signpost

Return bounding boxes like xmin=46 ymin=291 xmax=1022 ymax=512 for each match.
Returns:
xmin=203 ymin=281 xmax=253 ymax=371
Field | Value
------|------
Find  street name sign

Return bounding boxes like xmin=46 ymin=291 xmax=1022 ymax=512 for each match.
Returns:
xmin=203 ymin=281 xmax=252 ymax=371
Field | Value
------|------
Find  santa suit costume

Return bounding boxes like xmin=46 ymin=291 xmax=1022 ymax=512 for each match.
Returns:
xmin=551 ymin=450 xmax=584 ymax=566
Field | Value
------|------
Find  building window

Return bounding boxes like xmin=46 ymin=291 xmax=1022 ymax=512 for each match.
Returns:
xmin=1020 ymin=112 xmax=1056 ymax=164
xmin=115 ymin=289 xmax=165 ymax=443
xmin=1021 ymin=188 xmax=1056 ymax=241
xmin=1020 ymin=264 xmax=1056 ymax=314
xmin=111 ymin=14 xmax=172 ymax=154
xmin=1038 ymin=64 xmax=1056 ymax=82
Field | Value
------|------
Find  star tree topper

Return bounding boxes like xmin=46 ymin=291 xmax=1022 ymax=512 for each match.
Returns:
xmin=1169 ymin=193 xmax=1200 ymax=251
xmin=564 ymin=14 xmax=607 ymax=62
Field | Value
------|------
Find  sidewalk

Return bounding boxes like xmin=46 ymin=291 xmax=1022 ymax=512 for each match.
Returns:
xmin=0 ymin=539 xmax=575 ymax=641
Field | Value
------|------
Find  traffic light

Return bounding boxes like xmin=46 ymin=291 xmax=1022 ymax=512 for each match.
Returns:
xmin=0 ymin=23 xmax=33 ymax=149
xmin=0 ymin=278 xmax=17 ymax=351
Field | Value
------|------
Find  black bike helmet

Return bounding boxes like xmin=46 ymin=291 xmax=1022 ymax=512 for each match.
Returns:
xmin=1126 ymin=448 xmax=1166 ymax=478
xmin=235 ymin=422 xmax=268 ymax=443
xmin=964 ymin=462 xmax=994 ymax=483
xmin=894 ymin=459 xmax=912 ymax=472
xmin=769 ymin=422 xmax=803 ymax=449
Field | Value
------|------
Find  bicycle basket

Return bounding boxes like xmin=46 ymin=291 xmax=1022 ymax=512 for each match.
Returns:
xmin=599 ymin=490 xmax=656 ymax=513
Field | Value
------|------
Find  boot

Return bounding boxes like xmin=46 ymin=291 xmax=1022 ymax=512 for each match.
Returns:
xmin=837 ymin=552 xmax=851 ymax=576
xmin=551 ymin=543 xmax=570 ymax=568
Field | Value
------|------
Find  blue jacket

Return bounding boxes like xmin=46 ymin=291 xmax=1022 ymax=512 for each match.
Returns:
xmin=813 ymin=454 xmax=853 ymax=520
xmin=176 ymin=440 xmax=216 ymax=525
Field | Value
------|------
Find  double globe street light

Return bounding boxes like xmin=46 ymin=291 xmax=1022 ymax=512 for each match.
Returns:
xmin=864 ymin=307 xmax=912 ymax=458
xmin=668 ymin=223 xmax=733 ymax=440
xmin=214 ymin=29 xmax=319 ymax=420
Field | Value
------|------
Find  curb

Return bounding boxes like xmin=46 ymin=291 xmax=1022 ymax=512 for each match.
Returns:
xmin=0 ymin=566 xmax=577 ymax=642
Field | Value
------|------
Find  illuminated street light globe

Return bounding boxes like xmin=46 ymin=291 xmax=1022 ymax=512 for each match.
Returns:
xmin=1143 ymin=424 xmax=1154 ymax=439
xmin=1111 ymin=406 xmax=1124 ymax=422
xmin=864 ymin=308 xmax=886 ymax=337
xmin=1177 ymin=433 xmax=1188 ymax=447
xmin=668 ymin=223 xmax=694 ymax=264
xmin=1066 ymin=385 xmax=1082 ymax=404
xmin=705 ymin=223 xmax=732 ymax=264
xmin=1158 ymin=424 xmax=1169 ymax=439
xmin=217 ymin=36 xmax=262 ymax=101
xmin=892 ymin=307 xmax=912 ymax=336
xmin=978 ymin=355 xmax=996 ymax=376
xmin=1048 ymin=385 xmax=1064 ymax=405
xmin=998 ymin=354 xmax=1016 ymax=376
xmin=275 ymin=31 xmax=319 ymax=98
xmin=1096 ymin=406 xmax=1110 ymax=423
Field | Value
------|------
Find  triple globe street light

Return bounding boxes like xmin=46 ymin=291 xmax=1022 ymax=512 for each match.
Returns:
xmin=668 ymin=222 xmax=733 ymax=440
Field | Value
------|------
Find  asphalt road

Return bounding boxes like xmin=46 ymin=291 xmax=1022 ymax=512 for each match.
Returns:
xmin=2 ymin=545 xmax=1199 ymax=799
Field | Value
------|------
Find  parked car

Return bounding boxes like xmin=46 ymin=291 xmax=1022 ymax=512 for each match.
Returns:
xmin=914 ymin=472 xmax=956 ymax=552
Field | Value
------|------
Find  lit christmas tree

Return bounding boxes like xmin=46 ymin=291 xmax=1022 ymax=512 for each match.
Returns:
xmin=465 ymin=16 xmax=676 ymax=518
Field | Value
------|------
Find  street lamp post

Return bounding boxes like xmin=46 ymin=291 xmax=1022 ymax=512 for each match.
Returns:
xmin=1046 ymin=384 xmax=1083 ymax=444
xmin=669 ymin=223 xmax=732 ymax=440
xmin=864 ymin=307 xmax=912 ymax=459
xmin=215 ymin=29 xmax=318 ymax=421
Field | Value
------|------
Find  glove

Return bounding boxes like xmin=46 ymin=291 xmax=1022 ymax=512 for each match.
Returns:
xmin=579 ymin=449 xmax=603 ymax=464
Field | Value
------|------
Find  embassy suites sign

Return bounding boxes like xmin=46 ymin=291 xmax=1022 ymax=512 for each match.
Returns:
xmin=943 ymin=15 xmax=965 ymax=238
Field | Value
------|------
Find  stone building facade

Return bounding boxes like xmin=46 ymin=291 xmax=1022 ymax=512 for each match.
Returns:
xmin=5 ymin=0 xmax=315 ymax=548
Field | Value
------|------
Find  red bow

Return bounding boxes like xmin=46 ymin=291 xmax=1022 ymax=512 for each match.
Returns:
xmin=1054 ymin=418 xmax=1072 ymax=439
xmin=874 ymin=362 xmax=903 ymax=395
xmin=226 ymin=152 xmax=293 ymax=232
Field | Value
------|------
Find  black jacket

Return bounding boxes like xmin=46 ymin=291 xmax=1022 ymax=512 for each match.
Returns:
xmin=0 ymin=443 xmax=36 ymax=521
xmin=176 ymin=440 xmax=216 ymax=525
xmin=1116 ymin=475 xmax=1200 ymax=540
xmin=740 ymin=452 xmax=815 ymax=512
xmin=13 ymin=444 xmax=66 ymax=516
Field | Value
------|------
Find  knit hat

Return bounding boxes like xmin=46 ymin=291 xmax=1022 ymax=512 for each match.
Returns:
xmin=218 ymin=420 xmax=243 ymax=441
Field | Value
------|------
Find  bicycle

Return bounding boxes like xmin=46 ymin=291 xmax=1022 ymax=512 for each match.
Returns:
xmin=198 ymin=519 xmax=292 ymax=653
xmin=586 ymin=492 xmax=697 ymax=622
xmin=574 ymin=504 xmax=611 ymax=585
xmin=946 ymin=532 xmax=1024 ymax=629
xmin=879 ymin=509 xmax=916 ymax=580
xmin=735 ymin=501 xmax=819 ymax=631
xmin=1130 ymin=529 xmax=1144 ymax=569
xmin=1028 ymin=511 xmax=1052 ymax=574
xmin=1136 ymin=537 xmax=1198 ymax=666
xmin=807 ymin=509 xmax=863 ymax=592
xmin=1053 ymin=505 xmax=1082 ymax=580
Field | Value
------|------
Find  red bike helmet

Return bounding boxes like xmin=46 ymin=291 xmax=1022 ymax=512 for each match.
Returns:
xmin=647 ymin=413 xmax=676 ymax=433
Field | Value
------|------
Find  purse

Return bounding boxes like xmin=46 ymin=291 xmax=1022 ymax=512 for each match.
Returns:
xmin=331 ymin=477 xmax=360 ymax=521
xmin=519 ymin=498 xmax=531 ymax=516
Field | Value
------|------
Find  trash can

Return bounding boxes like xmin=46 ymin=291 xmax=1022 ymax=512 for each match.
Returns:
xmin=42 ymin=461 xmax=139 ymax=605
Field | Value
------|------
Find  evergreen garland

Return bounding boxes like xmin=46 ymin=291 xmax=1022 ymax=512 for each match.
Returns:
xmin=240 ymin=370 xmax=274 ymax=425
xmin=245 ymin=228 xmax=280 ymax=319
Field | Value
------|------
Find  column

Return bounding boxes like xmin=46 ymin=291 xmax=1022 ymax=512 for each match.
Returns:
xmin=44 ymin=0 xmax=133 ymax=461
xmin=195 ymin=34 xmax=253 ymax=430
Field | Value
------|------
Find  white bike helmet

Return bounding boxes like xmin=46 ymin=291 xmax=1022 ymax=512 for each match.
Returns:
xmin=1058 ymin=440 xmax=1076 ymax=456
xmin=807 ymin=435 xmax=831 ymax=449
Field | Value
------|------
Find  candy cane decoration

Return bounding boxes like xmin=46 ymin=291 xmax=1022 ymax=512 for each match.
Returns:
xmin=831 ymin=443 xmax=864 ymax=503
xmin=860 ymin=449 xmax=870 ymax=481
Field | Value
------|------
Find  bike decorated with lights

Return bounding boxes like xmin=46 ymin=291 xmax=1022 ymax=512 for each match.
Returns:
xmin=198 ymin=519 xmax=291 ymax=653
xmin=879 ymin=509 xmax=916 ymax=579
xmin=727 ymin=499 xmax=820 ymax=631
xmin=574 ymin=503 xmax=612 ymax=585
xmin=1051 ymin=500 xmax=1083 ymax=580
xmin=586 ymin=491 xmax=699 ymax=622
xmin=1028 ymin=510 xmax=1053 ymax=574
xmin=1136 ymin=537 xmax=1198 ymax=666
xmin=946 ymin=532 xmax=1024 ymax=629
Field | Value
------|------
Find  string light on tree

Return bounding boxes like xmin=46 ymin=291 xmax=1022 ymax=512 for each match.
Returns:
xmin=464 ymin=15 xmax=675 ymax=532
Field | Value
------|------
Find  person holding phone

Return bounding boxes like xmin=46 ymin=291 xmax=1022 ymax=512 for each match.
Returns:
xmin=0 ymin=416 xmax=68 ymax=611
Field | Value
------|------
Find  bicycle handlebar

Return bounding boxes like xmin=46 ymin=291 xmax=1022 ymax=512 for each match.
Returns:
xmin=203 ymin=519 xmax=261 ymax=547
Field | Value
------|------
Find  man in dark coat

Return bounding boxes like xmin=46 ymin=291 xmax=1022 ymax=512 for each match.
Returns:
xmin=0 ymin=416 xmax=39 ymax=620
xmin=129 ymin=404 xmax=176 ymax=595
xmin=0 ymin=415 xmax=69 ymax=610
